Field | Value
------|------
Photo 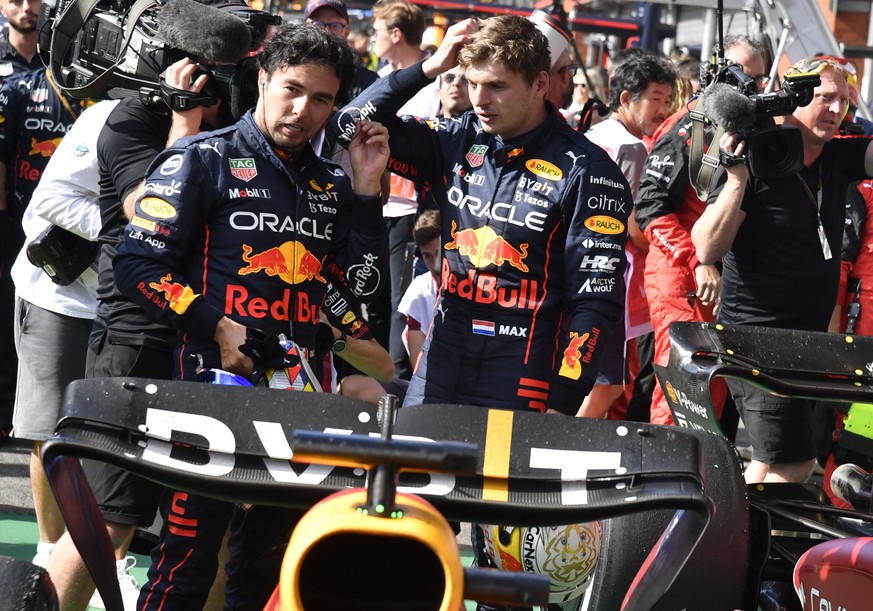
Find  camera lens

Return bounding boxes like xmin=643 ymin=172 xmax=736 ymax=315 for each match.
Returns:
xmin=747 ymin=126 xmax=803 ymax=178
xmin=757 ymin=138 xmax=790 ymax=167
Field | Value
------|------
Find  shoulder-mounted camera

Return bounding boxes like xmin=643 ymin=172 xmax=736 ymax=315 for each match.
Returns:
xmin=37 ymin=0 xmax=280 ymax=117
xmin=695 ymin=51 xmax=820 ymax=179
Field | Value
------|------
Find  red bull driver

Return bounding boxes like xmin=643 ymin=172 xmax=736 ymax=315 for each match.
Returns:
xmin=112 ymin=26 xmax=389 ymax=609
xmin=114 ymin=24 xmax=390 ymax=383
xmin=331 ymin=15 xmax=632 ymax=416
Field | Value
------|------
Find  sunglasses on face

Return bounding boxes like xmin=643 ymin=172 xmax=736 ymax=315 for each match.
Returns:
xmin=441 ymin=73 xmax=469 ymax=86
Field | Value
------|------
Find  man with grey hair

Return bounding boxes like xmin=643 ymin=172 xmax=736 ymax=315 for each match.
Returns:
xmin=692 ymin=54 xmax=873 ymax=484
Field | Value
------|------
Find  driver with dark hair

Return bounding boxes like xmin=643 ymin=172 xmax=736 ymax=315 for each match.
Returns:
xmin=114 ymin=22 xmax=389 ymax=610
xmin=44 ymin=3 xmax=277 ymax=610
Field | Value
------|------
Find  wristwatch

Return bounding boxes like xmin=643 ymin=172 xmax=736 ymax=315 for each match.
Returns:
xmin=332 ymin=331 xmax=348 ymax=354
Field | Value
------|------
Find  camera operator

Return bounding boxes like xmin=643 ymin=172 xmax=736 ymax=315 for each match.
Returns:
xmin=692 ymin=56 xmax=873 ymax=485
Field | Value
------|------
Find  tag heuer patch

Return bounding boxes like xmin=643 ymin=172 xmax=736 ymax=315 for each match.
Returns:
xmin=465 ymin=144 xmax=488 ymax=168
xmin=229 ymin=158 xmax=258 ymax=182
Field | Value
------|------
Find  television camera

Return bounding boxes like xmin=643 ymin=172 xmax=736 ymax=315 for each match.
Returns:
xmin=37 ymin=0 xmax=280 ymax=117
xmin=697 ymin=53 xmax=820 ymax=178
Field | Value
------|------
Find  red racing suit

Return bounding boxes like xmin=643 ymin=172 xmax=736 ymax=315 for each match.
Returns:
xmin=634 ymin=105 xmax=725 ymax=425
xmin=840 ymin=179 xmax=873 ymax=334
xmin=332 ymin=63 xmax=632 ymax=414
xmin=114 ymin=111 xmax=388 ymax=376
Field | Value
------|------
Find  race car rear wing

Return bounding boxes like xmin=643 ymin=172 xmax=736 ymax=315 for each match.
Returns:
xmin=41 ymin=377 xmax=714 ymax=611
xmin=654 ymin=322 xmax=873 ymax=437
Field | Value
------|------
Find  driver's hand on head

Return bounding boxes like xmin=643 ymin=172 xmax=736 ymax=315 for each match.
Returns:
xmin=422 ymin=17 xmax=479 ymax=79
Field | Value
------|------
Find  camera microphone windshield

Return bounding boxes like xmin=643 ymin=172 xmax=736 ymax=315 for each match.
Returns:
xmin=157 ymin=0 xmax=252 ymax=64
xmin=699 ymin=82 xmax=756 ymax=132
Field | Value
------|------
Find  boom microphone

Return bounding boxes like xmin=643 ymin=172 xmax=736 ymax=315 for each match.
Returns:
xmin=157 ymin=0 xmax=252 ymax=64
xmin=831 ymin=463 xmax=873 ymax=512
xmin=699 ymin=82 xmax=757 ymax=132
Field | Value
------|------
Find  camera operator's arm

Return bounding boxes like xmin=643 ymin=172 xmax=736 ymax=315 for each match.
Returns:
xmin=692 ymin=131 xmax=749 ymax=265
xmin=119 ymin=59 xmax=215 ymax=222
xmin=122 ymin=183 xmax=147 ymax=221
xmin=165 ymin=58 xmax=212 ymax=146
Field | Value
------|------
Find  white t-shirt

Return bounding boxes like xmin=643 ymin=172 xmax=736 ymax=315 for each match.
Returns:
xmin=378 ymin=64 xmax=440 ymax=218
xmin=11 ymin=100 xmax=119 ymax=319
xmin=584 ymin=116 xmax=648 ymax=199
xmin=584 ymin=116 xmax=652 ymax=339
xmin=397 ymin=271 xmax=439 ymax=355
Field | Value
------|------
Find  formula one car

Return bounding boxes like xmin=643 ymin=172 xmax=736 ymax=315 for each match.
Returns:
xmin=27 ymin=377 xmax=713 ymax=611
xmin=652 ymin=321 xmax=873 ymax=611
xmin=8 ymin=322 xmax=873 ymax=610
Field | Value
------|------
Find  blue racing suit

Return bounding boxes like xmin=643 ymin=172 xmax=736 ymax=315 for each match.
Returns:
xmin=332 ymin=63 xmax=632 ymax=414
xmin=113 ymin=109 xmax=388 ymax=611
xmin=115 ymin=110 xmax=387 ymax=377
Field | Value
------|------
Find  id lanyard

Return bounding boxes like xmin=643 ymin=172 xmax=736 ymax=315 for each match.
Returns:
xmin=797 ymin=166 xmax=833 ymax=260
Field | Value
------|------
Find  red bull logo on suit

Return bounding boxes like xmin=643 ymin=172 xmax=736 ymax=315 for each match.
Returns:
xmin=29 ymin=137 xmax=62 ymax=157
xmin=558 ymin=331 xmax=590 ymax=380
xmin=444 ymin=220 xmax=528 ymax=272
xmin=145 ymin=274 xmax=199 ymax=315
xmin=238 ymin=242 xmax=326 ymax=284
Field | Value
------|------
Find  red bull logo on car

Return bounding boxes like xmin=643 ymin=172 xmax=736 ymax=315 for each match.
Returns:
xmin=238 ymin=242 xmax=326 ymax=284
xmin=29 ymin=137 xmax=62 ymax=157
xmin=444 ymin=220 xmax=528 ymax=272
xmin=559 ymin=331 xmax=591 ymax=380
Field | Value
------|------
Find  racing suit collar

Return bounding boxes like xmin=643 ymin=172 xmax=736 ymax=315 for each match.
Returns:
xmin=239 ymin=109 xmax=320 ymax=173
xmin=490 ymin=102 xmax=562 ymax=167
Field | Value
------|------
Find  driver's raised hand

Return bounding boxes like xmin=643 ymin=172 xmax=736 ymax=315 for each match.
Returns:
xmin=422 ymin=18 xmax=479 ymax=79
